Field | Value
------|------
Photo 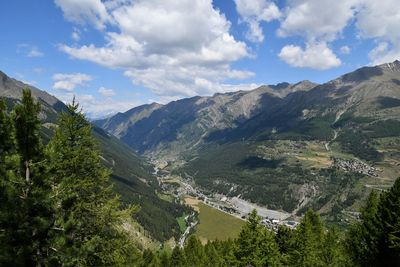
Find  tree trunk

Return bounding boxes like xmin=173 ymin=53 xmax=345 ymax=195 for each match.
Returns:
xmin=25 ymin=160 xmax=30 ymax=183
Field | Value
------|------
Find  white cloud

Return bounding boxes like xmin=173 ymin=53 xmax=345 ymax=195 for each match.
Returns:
xmin=71 ymin=28 xmax=80 ymax=41
xmin=278 ymin=0 xmax=358 ymax=42
xmin=340 ymin=45 xmax=351 ymax=54
xmin=17 ymin=44 xmax=44 ymax=57
xmin=54 ymin=0 xmax=111 ymax=30
xmin=368 ymin=42 xmax=400 ymax=65
xmin=276 ymin=0 xmax=359 ymax=69
xmin=355 ymin=0 xmax=400 ymax=64
xmin=56 ymin=92 xmax=144 ymax=119
xmin=22 ymin=80 xmax=37 ymax=86
xmin=278 ymin=42 xmax=341 ymax=70
xmin=33 ymin=67 xmax=45 ymax=73
xmin=27 ymin=48 xmax=44 ymax=57
xmin=98 ymin=86 xmax=115 ymax=97
xmin=234 ymin=0 xmax=281 ymax=42
xmin=58 ymin=0 xmax=252 ymax=101
xmin=52 ymin=73 xmax=92 ymax=91
xmin=277 ymin=0 xmax=400 ymax=68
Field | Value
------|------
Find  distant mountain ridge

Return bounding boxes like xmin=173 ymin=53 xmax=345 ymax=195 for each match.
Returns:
xmin=95 ymin=61 xmax=400 ymax=159
xmin=94 ymin=79 xmax=318 ymax=156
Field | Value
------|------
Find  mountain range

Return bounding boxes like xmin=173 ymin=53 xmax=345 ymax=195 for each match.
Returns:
xmin=95 ymin=61 xmax=400 ymax=222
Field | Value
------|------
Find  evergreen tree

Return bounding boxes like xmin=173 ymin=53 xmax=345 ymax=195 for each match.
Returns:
xmin=0 ymin=90 xmax=55 ymax=266
xmin=0 ymin=100 xmax=13 ymax=159
xmin=234 ymin=209 xmax=281 ymax=266
xmin=275 ymin=225 xmax=296 ymax=265
xmin=204 ymin=242 xmax=224 ymax=267
xmin=215 ymin=238 xmax=236 ymax=266
xmin=159 ymin=250 xmax=170 ymax=267
xmin=170 ymin=246 xmax=187 ymax=267
xmin=184 ymin=235 xmax=206 ymax=266
xmin=321 ymin=226 xmax=349 ymax=267
xmin=141 ymin=249 xmax=160 ymax=267
xmin=47 ymin=100 xmax=138 ymax=266
xmin=0 ymin=99 xmax=16 ymax=264
xmin=288 ymin=209 xmax=325 ymax=267
xmin=375 ymin=177 xmax=400 ymax=265
xmin=346 ymin=191 xmax=381 ymax=266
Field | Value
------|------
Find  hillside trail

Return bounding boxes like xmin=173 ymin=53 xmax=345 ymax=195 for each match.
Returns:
xmin=325 ymin=109 xmax=345 ymax=151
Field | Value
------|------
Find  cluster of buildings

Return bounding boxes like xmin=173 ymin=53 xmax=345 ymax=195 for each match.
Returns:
xmin=332 ymin=157 xmax=378 ymax=177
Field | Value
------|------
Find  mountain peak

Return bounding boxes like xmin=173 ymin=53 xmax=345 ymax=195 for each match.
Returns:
xmin=378 ymin=60 xmax=400 ymax=72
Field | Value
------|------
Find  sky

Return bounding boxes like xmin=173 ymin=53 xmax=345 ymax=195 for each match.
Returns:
xmin=1 ymin=0 xmax=399 ymax=119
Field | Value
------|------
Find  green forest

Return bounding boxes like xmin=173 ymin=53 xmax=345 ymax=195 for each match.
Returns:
xmin=1 ymin=91 xmax=399 ymax=266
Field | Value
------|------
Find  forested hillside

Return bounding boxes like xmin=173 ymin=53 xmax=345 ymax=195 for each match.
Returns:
xmin=0 ymin=71 xmax=189 ymax=242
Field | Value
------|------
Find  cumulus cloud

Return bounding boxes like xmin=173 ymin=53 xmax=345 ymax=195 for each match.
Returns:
xmin=356 ymin=0 xmax=400 ymax=64
xmin=54 ymin=0 xmax=111 ymax=30
xmin=278 ymin=43 xmax=341 ymax=70
xmin=368 ymin=42 xmax=400 ymax=65
xmin=57 ymin=0 xmax=252 ymax=101
xmin=55 ymin=92 xmax=143 ymax=119
xmin=278 ymin=0 xmax=358 ymax=42
xmin=277 ymin=0 xmax=400 ymax=68
xmin=276 ymin=0 xmax=360 ymax=69
xmin=234 ymin=0 xmax=281 ymax=42
xmin=98 ymin=86 xmax=115 ymax=97
xmin=52 ymin=73 xmax=92 ymax=91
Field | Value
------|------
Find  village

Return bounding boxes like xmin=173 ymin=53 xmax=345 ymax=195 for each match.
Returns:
xmin=332 ymin=157 xmax=378 ymax=177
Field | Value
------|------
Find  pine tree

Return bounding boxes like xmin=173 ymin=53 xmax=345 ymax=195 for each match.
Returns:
xmin=159 ymin=250 xmax=170 ymax=267
xmin=234 ymin=209 xmax=282 ymax=266
xmin=275 ymin=224 xmax=296 ymax=265
xmin=0 ymin=100 xmax=13 ymax=159
xmin=346 ymin=178 xmax=400 ymax=266
xmin=47 ymin=100 xmax=138 ymax=266
xmin=346 ymin=191 xmax=380 ymax=266
xmin=321 ymin=226 xmax=349 ymax=266
xmin=170 ymin=246 xmax=187 ymax=267
xmin=0 ymin=99 xmax=16 ymax=264
xmin=141 ymin=249 xmax=160 ymax=267
xmin=288 ymin=209 xmax=325 ymax=267
xmin=0 ymin=90 xmax=55 ymax=266
xmin=375 ymin=177 xmax=400 ymax=265
xmin=184 ymin=235 xmax=206 ymax=266
xmin=204 ymin=242 xmax=224 ymax=267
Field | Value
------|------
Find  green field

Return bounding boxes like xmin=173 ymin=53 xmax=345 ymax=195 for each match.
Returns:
xmin=176 ymin=214 xmax=187 ymax=233
xmin=194 ymin=202 xmax=245 ymax=244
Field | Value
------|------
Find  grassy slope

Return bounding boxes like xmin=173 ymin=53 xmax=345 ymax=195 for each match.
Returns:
xmin=194 ymin=202 xmax=245 ymax=243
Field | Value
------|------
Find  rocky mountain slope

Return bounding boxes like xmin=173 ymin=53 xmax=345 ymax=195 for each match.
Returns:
xmin=95 ymin=80 xmax=318 ymax=157
xmin=0 ymin=71 xmax=189 ymax=242
xmin=95 ymin=61 xmax=400 ymax=224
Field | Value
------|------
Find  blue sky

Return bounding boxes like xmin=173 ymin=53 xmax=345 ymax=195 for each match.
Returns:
xmin=1 ymin=0 xmax=399 ymax=118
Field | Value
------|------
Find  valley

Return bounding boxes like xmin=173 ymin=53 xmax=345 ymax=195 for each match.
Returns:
xmin=94 ymin=61 xmax=400 ymax=236
xmin=2 ymin=61 xmax=400 ymax=248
